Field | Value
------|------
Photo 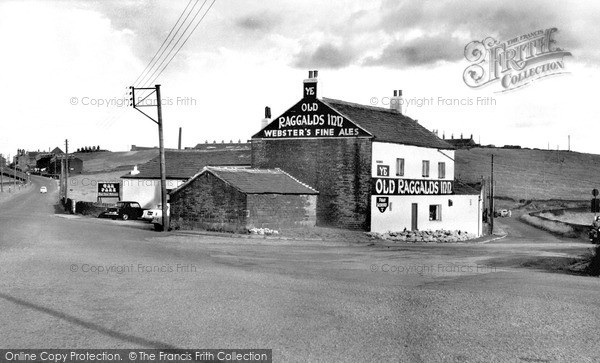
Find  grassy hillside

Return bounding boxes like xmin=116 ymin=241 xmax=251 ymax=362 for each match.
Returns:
xmin=75 ymin=150 xmax=158 ymax=173
xmin=455 ymin=148 xmax=600 ymax=201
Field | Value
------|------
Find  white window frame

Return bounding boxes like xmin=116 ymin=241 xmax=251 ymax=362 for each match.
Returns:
xmin=422 ymin=160 xmax=430 ymax=178
xmin=396 ymin=158 xmax=404 ymax=176
xmin=438 ymin=162 xmax=446 ymax=179
xmin=429 ymin=204 xmax=442 ymax=221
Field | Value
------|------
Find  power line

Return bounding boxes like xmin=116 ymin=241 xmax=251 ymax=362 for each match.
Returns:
xmin=142 ymin=0 xmax=215 ymax=88
xmin=132 ymin=0 xmax=196 ymax=87
xmin=137 ymin=0 xmax=205 ymax=88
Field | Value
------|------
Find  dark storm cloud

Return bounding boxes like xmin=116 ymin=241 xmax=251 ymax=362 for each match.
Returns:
xmin=367 ymin=0 xmax=580 ymax=67
xmin=293 ymin=43 xmax=356 ymax=69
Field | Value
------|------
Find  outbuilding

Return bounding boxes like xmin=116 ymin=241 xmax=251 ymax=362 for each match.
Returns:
xmin=169 ymin=166 xmax=318 ymax=232
xmin=121 ymin=149 xmax=251 ymax=208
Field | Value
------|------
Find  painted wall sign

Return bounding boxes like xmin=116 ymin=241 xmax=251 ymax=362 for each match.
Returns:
xmin=376 ymin=165 xmax=389 ymax=177
xmin=98 ymin=182 xmax=120 ymax=197
xmin=372 ymin=178 xmax=453 ymax=195
xmin=253 ymin=99 xmax=371 ymax=139
xmin=376 ymin=197 xmax=389 ymax=213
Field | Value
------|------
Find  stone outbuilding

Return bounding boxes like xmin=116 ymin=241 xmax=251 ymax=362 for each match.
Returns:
xmin=169 ymin=167 xmax=318 ymax=232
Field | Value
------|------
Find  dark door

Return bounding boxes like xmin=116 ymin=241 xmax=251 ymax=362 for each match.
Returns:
xmin=411 ymin=203 xmax=418 ymax=231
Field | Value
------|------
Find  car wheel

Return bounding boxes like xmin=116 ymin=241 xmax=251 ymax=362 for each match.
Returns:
xmin=122 ymin=214 xmax=129 ymax=221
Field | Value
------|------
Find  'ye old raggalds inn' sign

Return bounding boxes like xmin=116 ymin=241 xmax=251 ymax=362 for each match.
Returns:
xmin=463 ymin=27 xmax=571 ymax=92
xmin=254 ymin=80 xmax=371 ymax=139
xmin=372 ymin=178 xmax=454 ymax=196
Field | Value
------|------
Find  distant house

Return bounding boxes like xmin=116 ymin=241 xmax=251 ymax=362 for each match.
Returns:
xmin=169 ymin=167 xmax=318 ymax=232
xmin=187 ymin=140 xmax=250 ymax=151
xmin=121 ymin=149 xmax=251 ymax=208
xmin=48 ymin=155 xmax=83 ymax=175
xmin=443 ymin=134 xmax=479 ymax=149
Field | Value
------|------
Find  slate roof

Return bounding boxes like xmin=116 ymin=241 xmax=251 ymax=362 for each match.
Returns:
xmin=321 ymin=98 xmax=454 ymax=149
xmin=454 ymin=181 xmax=482 ymax=195
xmin=122 ymin=149 xmax=251 ymax=179
xmin=172 ymin=167 xmax=318 ymax=195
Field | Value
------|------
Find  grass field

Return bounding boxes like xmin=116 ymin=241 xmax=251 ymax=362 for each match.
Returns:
xmin=455 ymin=148 xmax=600 ymax=201
xmin=75 ymin=150 xmax=158 ymax=173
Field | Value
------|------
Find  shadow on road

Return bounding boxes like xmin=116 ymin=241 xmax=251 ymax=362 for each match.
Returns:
xmin=0 ymin=292 xmax=177 ymax=348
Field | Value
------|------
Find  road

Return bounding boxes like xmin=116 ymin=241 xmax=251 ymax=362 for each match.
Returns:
xmin=1 ymin=176 xmax=599 ymax=362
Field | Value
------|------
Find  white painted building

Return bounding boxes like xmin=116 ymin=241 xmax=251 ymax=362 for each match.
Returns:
xmin=370 ymin=142 xmax=482 ymax=236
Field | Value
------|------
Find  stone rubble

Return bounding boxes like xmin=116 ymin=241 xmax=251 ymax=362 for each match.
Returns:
xmin=366 ymin=229 xmax=477 ymax=243
xmin=249 ymin=227 xmax=279 ymax=236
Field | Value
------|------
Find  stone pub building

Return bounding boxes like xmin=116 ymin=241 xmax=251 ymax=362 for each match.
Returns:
xmin=251 ymin=71 xmax=482 ymax=235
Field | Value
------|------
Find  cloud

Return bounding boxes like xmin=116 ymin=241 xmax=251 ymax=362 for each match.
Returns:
xmin=235 ymin=11 xmax=280 ymax=31
xmin=364 ymin=36 xmax=465 ymax=67
xmin=293 ymin=43 xmax=356 ymax=69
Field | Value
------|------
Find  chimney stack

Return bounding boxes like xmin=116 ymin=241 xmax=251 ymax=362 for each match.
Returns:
xmin=390 ymin=89 xmax=402 ymax=113
xmin=178 ymin=127 xmax=182 ymax=150
xmin=303 ymin=70 xmax=319 ymax=99
xmin=261 ymin=106 xmax=271 ymax=129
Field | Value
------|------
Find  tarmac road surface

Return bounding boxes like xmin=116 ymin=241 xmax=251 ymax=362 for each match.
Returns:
xmin=1 ymin=176 xmax=599 ymax=362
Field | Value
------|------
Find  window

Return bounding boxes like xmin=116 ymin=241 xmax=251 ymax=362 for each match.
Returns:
xmin=438 ymin=162 xmax=446 ymax=179
xmin=396 ymin=158 xmax=404 ymax=176
xmin=422 ymin=160 xmax=430 ymax=177
xmin=429 ymin=205 xmax=441 ymax=221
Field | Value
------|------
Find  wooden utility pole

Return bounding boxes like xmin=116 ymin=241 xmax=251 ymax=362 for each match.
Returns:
xmin=490 ymin=154 xmax=494 ymax=235
xmin=0 ymin=153 xmax=4 ymax=193
xmin=155 ymin=85 xmax=169 ymax=230
xmin=130 ymin=84 xmax=169 ymax=231
xmin=65 ymin=139 xmax=69 ymax=202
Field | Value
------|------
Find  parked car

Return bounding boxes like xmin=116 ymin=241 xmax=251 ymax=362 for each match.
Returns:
xmin=98 ymin=201 xmax=145 ymax=220
xmin=151 ymin=204 xmax=170 ymax=231
xmin=39 ymin=186 xmax=47 ymax=193
xmin=142 ymin=204 xmax=167 ymax=222
xmin=494 ymin=209 xmax=510 ymax=217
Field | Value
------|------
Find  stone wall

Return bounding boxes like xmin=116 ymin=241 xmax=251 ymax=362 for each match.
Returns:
xmin=251 ymin=138 xmax=372 ymax=230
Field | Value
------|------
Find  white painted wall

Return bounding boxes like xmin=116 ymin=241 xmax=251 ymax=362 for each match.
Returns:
xmin=371 ymin=142 xmax=454 ymax=180
xmin=121 ymin=178 xmax=185 ymax=208
xmin=370 ymin=194 xmax=483 ymax=236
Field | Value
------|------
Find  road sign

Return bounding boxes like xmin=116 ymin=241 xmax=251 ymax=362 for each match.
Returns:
xmin=592 ymin=198 xmax=600 ymax=213
xmin=593 ymin=188 xmax=599 ymax=197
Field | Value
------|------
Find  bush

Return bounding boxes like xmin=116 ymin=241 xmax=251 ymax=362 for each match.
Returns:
xmin=586 ymin=246 xmax=600 ymax=276
xmin=75 ymin=201 xmax=108 ymax=216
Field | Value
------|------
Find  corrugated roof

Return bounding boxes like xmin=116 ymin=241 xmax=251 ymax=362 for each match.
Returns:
xmin=172 ymin=167 xmax=318 ymax=195
xmin=122 ymin=149 xmax=251 ymax=179
xmin=321 ymin=98 xmax=454 ymax=149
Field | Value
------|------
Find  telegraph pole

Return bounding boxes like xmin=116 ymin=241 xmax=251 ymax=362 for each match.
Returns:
xmin=0 ymin=153 xmax=4 ymax=193
xmin=65 ymin=139 xmax=69 ymax=202
xmin=490 ymin=154 xmax=494 ymax=235
xmin=130 ymin=85 xmax=169 ymax=231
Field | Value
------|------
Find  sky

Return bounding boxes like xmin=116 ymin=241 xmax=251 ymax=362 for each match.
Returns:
xmin=0 ymin=0 xmax=599 ymax=159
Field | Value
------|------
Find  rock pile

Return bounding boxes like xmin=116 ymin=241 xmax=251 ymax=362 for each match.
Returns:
xmin=249 ymin=227 xmax=279 ymax=236
xmin=366 ymin=229 xmax=477 ymax=243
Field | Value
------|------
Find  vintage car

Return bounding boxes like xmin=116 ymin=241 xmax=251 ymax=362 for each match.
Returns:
xmin=39 ymin=186 xmax=47 ymax=194
xmin=98 ymin=201 xmax=145 ymax=220
xmin=151 ymin=204 xmax=170 ymax=231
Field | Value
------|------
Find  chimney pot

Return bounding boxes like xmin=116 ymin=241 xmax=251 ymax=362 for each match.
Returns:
xmin=308 ymin=70 xmax=313 ymax=78
xmin=313 ymin=70 xmax=318 ymax=78
xmin=265 ymin=106 xmax=271 ymax=119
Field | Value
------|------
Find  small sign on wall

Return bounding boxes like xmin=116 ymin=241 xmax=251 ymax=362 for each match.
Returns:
xmin=376 ymin=165 xmax=389 ymax=177
xmin=376 ymin=197 xmax=389 ymax=213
